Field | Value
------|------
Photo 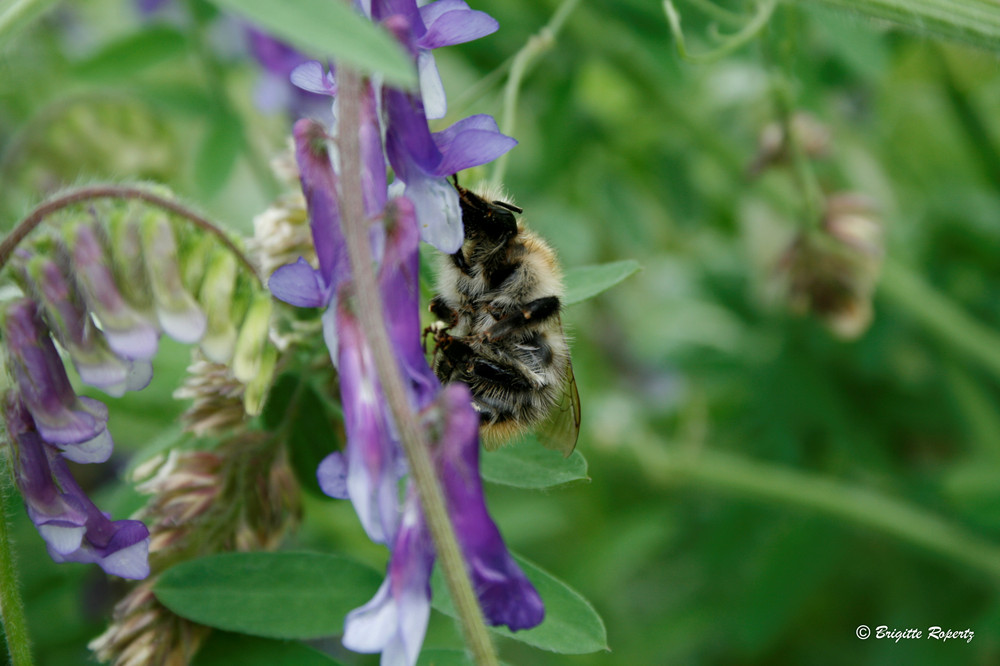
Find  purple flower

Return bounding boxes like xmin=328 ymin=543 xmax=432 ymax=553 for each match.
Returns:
xmin=290 ymin=61 xmax=337 ymax=98
xmin=135 ymin=0 xmax=170 ymax=15
xmin=21 ymin=252 xmax=152 ymax=397
xmin=384 ymin=85 xmax=516 ymax=253
xmin=310 ymin=196 xmax=439 ymax=546
xmin=317 ymin=299 xmax=402 ymax=545
xmin=372 ymin=0 xmax=499 ymax=119
xmin=2 ymin=299 xmax=113 ymax=464
xmin=434 ymin=384 xmax=544 ymax=631
xmin=70 ymin=223 xmax=159 ymax=362
xmin=245 ymin=27 xmax=334 ymax=119
xmin=342 ymin=485 xmax=434 ymax=665
xmin=378 ymin=197 xmax=439 ymax=410
xmin=342 ymin=385 xmax=543 ymax=665
xmin=3 ymin=395 xmax=150 ymax=579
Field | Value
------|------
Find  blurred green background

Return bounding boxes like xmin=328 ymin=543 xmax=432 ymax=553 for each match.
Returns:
xmin=2 ymin=0 xmax=1000 ymax=664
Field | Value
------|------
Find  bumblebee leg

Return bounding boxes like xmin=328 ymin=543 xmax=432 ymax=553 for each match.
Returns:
xmin=471 ymin=358 xmax=534 ymax=391
xmin=433 ymin=332 xmax=474 ymax=382
xmin=429 ymin=296 xmax=457 ymax=324
xmin=484 ymin=296 xmax=561 ymax=340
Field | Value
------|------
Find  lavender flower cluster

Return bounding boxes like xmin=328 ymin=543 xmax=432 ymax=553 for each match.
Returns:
xmin=268 ymin=0 xmax=544 ymax=662
xmin=0 ymin=211 xmax=268 ymax=579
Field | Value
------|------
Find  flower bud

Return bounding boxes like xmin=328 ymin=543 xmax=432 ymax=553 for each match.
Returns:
xmin=748 ymin=112 xmax=830 ymax=177
xmin=70 ymin=221 xmax=160 ymax=361
xmin=780 ymin=193 xmax=883 ymax=339
xmin=2 ymin=299 xmax=113 ymax=462
xmin=22 ymin=252 xmax=150 ymax=397
xmin=140 ymin=212 xmax=207 ymax=344
xmin=197 ymin=249 xmax=239 ymax=364
xmin=231 ymin=292 xmax=273 ymax=384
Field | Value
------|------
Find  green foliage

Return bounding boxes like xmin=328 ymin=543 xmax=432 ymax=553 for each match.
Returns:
xmin=71 ymin=26 xmax=189 ymax=81
xmin=207 ymin=0 xmax=417 ymax=88
xmin=563 ymin=259 xmax=642 ymax=306
xmin=480 ymin=435 xmax=589 ymax=488
xmin=431 ymin=555 xmax=609 ymax=654
xmin=262 ymin=372 xmax=342 ymax=496
xmin=193 ymin=632 xmax=345 ymax=666
xmin=154 ymin=552 xmax=383 ymax=640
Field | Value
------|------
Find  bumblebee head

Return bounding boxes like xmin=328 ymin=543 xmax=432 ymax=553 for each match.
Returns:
xmin=456 ymin=184 xmax=520 ymax=246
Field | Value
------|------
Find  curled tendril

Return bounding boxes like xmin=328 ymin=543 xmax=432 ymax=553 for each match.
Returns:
xmin=663 ymin=0 xmax=778 ymax=64
xmin=0 ymin=184 xmax=261 ymax=284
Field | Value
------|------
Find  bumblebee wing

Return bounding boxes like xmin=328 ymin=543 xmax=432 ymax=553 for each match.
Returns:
xmin=536 ymin=360 xmax=581 ymax=457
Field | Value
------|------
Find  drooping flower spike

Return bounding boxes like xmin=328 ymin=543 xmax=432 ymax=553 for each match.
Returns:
xmin=1 ymin=188 xmax=277 ymax=580
xmin=3 ymin=379 xmax=150 ymax=579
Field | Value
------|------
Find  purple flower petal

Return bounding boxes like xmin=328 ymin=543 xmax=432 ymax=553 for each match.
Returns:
xmin=294 ymin=118 xmax=349 ymax=291
xmin=2 ymin=300 xmax=113 ymax=457
xmin=402 ymin=173 xmax=463 ymax=252
xmin=337 ymin=300 xmax=402 ymax=545
xmin=359 ymin=81 xmax=388 ymax=218
xmin=432 ymin=115 xmax=517 ymax=176
xmin=246 ymin=26 xmax=308 ymax=77
xmin=417 ymin=0 xmax=475 ymax=26
xmin=317 ymin=452 xmax=349 ymax=499
xmin=71 ymin=224 xmax=159 ymax=360
xmin=4 ymin=396 xmax=150 ymax=579
xmin=23 ymin=254 xmax=134 ymax=397
xmin=379 ymin=196 xmax=442 ymax=409
xmin=372 ymin=0 xmax=423 ymax=26
xmin=435 ymin=383 xmax=544 ymax=631
xmin=417 ymin=4 xmax=499 ymax=49
xmin=135 ymin=0 xmax=170 ymax=14
xmin=343 ymin=486 xmax=433 ymax=666
xmin=385 ymin=88 xmax=441 ymax=180
xmin=291 ymin=61 xmax=337 ymax=97
xmin=417 ymin=51 xmax=447 ymax=120
xmin=269 ymin=258 xmax=327 ymax=307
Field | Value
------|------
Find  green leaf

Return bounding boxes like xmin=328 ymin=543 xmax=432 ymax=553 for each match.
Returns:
xmin=801 ymin=0 xmax=1000 ymax=54
xmin=208 ymin=0 xmax=416 ymax=88
xmin=416 ymin=649 xmax=473 ymax=666
xmin=564 ymin=259 xmax=641 ymax=306
xmin=480 ymin=435 xmax=589 ymax=489
xmin=155 ymin=552 xmax=382 ymax=640
xmin=416 ymin=648 xmax=514 ymax=666
xmin=0 ymin=0 xmax=59 ymax=44
xmin=72 ymin=27 xmax=188 ymax=81
xmin=431 ymin=555 xmax=608 ymax=655
xmin=193 ymin=632 xmax=345 ymax=666
xmin=262 ymin=372 xmax=342 ymax=496
xmin=194 ymin=110 xmax=244 ymax=199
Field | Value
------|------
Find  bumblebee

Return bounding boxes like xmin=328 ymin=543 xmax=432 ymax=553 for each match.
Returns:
xmin=427 ymin=182 xmax=580 ymax=456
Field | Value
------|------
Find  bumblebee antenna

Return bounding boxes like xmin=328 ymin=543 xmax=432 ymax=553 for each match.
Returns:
xmin=493 ymin=200 xmax=523 ymax=215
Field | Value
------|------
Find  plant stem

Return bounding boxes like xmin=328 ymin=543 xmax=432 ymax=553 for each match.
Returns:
xmin=0 ymin=459 xmax=33 ymax=666
xmin=0 ymin=185 xmax=261 ymax=283
xmin=770 ymin=76 xmax=825 ymax=228
xmin=490 ymin=0 xmax=582 ymax=187
xmin=634 ymin=441 xmax=1000 ymax=579
xmin=336 ymin=69 xmax=499 ymax=666
xmin=664 ymin=0 xmax=778 ymax=64
xmin=879 ymin=258 xmax=1000 ymax=381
